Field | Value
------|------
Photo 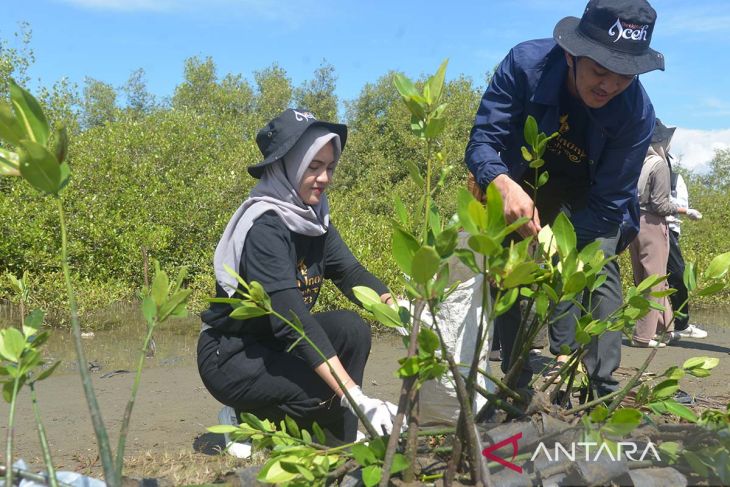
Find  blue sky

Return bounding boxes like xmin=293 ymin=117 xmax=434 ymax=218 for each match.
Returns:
xmin=3 ymin=0 xmax=730 ymax=170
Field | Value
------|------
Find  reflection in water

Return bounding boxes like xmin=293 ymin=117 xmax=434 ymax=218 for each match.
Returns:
xmin=0 ymin=303 xmax=202 ymax=375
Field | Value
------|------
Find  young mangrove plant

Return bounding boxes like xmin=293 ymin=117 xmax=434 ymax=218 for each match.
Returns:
xmin=0 ymin=80 xmax=192 ymax=487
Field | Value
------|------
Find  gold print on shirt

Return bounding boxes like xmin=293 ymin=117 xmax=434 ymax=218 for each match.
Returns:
xmin=547 ymin=113 xmax=587 ymax=164
xmin=297 ymin=259 xmax=322 ymax=305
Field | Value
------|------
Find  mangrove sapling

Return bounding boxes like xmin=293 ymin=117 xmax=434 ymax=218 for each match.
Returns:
xmin=0 ymin=80 xmax=193 ymax=487
xmin=1 ymin=280 xmax=60 ymax=487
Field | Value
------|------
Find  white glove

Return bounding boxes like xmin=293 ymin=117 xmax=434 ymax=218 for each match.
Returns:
xmin=341 ymin=386 xmax=399 ymax=435
xmin=686 ymin=208 xmax=703 ymax=220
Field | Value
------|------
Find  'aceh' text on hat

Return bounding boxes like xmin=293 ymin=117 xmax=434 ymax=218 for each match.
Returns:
xmin=553 ymin=0 xmax=665 ymax=76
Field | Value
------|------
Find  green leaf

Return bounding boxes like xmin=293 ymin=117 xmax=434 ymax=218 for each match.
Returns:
xmin=351 ymin=443 xmax=377 ymax=466
xmin=425 ymin=117 xmax=446 ymax=138
xmin=18 ymin=139 xmax=61 ymax=195
xmin=258 ymin=458 xmax=298 ymax=484
xmin=150 ymin=269 xmax=169 ymax=306
xmin=503 ymin=262 xmax=539 ymax=288
xmin=590 ymin=405 xmax=609 ymax=423
xmin=604 ymin=408 xmax=642 ymax=436
xmin=455 ymin=248 xmax=480 ymax=274
xmin=661 ymin=399 xmax=698 ymax=422
xmin=397 ymin=356 xmax=420 ymax=378
xmin=435 ymin=226 xmax=458 ymax=258
xmin=457 ymin=188 xmax=479 ymax=235
xmin=494 ymin=287 xmax=519 ymax=317
xmin=563 ymin=272 xmax=587 ymax=294
xmin=141 ymin=295 xmax=157 ymax=325
xmin=393 ymin=73 xmax=419 ymax=99
xmin=468 ymin=234 xmax=500 ymax=257
xmin=207 ymin=425 xmax=239 ymax=434
xmin=0 ymin=100 xmax=25 ymax=147
xmin=371 ymin=302 xmax=405 ymax=329
xmin=0 ymin=147 xmax=20 ymax=176
xmin=651 ymin=379 xmax=679 ymax=400
xmin=362 ymin=465 xmax=382 ymax=487
xmin=418 ymin=328 xmax=440 ymax=354
xmin=284 ymin=415 xmax=300 ymax=438
xmin=485 ymin=182 xmax=506 ymax=237
xmin=393 ymin=196 xmax=409 ymax=227
xmin=229 ymin=302 xmax=269 ymax=319
xmin=683 ymin=450 xmax=709 ymax=478
xmin=683 ymin=356 xmax=719 ymax=371
xmin=552 ymin=213 xmax=576 ymax=257
xmin=0 ymin=327 xmax=25 ymax=362
xmin=158 ymin=289 xmax=192 ymax=322
xmin=392 ymin=228 xmax=420 ymax=276
xmin=703 ymin=252 xmax=730 ymax=280
xmin=528 ymin=158 xmax=544 ymax=169
xmin=575 ymin=329 xmax=591 ymax=345
xmin=520 ymin=146 xmax=533 ymax=162
xmin=411 ymin=246 xmax=441 ymax=284
xmin=51 ymin=124 xmax=69 ymax=163
xmin=312 ymin=422 xmax=326 ymax=444
xmin=695 ymin=281 xmax=725 ymax=297
xmin=523 ymin=115 xmax=538 ymax=147
xmin=353 ymin=286 xmax=382 ymax=308
xmin=683 ymin=262 xmax=697 ymax=292
xmin=425 ymin=59 xmax=448 ymax=105
xmin=537 ymin=170 xmax=549 ymax=188
xmin=404 ymin=158 xmax=425 ymax=188
xmin=391 ymin=453 xmax=409 ymax=474
xmin=661 ymin=366 xmax=685 ymax=380
xmin=9 ymin=80 xmax=49 ymax=146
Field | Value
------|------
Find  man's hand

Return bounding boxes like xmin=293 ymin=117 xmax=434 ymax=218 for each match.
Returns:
xmin=686 ymin=208 xmax=702 ymax=221
xmin=492 ymin=174 xmax=541 ymax=238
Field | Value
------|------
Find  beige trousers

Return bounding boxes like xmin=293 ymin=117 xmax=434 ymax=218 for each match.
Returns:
xmin=629 ymin=212 xmax=674 ymax=343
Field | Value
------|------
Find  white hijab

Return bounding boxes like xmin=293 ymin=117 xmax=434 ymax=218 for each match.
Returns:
xmin=214 ymin=127 xmax=341 ymax=296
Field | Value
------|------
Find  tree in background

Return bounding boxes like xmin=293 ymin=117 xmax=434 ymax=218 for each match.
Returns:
xmin=253 ymin=63 xmax=292 ymax=123
xmin=82 ymin=78 xmax=117 ymax=128
xmin=293 ymin=60 xmax=338 ymax=121
xmin=122 ymin=68 xmax=155 ymax=117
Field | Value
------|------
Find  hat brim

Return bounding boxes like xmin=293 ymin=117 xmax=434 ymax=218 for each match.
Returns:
xmin=652 ymin=125 xmax=676 ymax=144
xmin=247 ymin=121 xmax=348 ymax=178
xmin=553 ymin=17 xmax=665 ymax=76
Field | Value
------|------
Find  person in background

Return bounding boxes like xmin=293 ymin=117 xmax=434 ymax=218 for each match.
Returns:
xmin=666 ymin=161 xmax=706 ymax=337
xmin=197 ymin=109 xmax=397 ymax=458
xmin=629 ymin=119 xmax=696 ymax=347
xmin=465 ymin=0 xmax=664 ymax=397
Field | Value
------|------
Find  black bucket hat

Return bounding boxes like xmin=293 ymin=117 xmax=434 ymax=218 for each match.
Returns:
xmin=248 ymin=108 xmax=348 ymax=179
xmin=553 ymin=0 xmax=664 ymax=75
xmin=652 ymin=118 xmax=676 ymax=144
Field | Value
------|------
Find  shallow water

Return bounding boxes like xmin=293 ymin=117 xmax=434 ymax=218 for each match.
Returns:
xmin=0 ymin=302 xmax=728 ymax=377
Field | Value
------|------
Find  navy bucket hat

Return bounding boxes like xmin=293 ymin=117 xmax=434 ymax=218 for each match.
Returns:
xmin=553 ymin=0 xmax=665 ymax=75
xmin=248 ymin=108 xmax=348 ymax=179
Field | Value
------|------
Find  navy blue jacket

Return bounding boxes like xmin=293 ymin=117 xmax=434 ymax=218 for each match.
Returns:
xmin=465 ymin=39 xmax=655 ymax=248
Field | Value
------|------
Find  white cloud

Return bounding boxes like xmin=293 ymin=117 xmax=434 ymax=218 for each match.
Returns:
xmin=671 ymin=128 xmax=730 ymax=173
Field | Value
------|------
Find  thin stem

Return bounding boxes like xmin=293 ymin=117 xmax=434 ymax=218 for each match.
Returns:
xmin=564 ymin=389 xmax=622 ymax=415
xmin=268 ymin=308 xmax=379 ymax=439
xmin=4 ymin=375 xmax=21 ymax=487
xmin=114 ymin=324 xmax=155 ymax=479
xmin=30 ymin=382 xmax=59 ymax=487
xmin=606 ymin=343 xmax=660 ymax=416
xmin=379 ymin=300 xmax=423 ymax=487
xmin=57 ymin=198 xmax=117 ymax=486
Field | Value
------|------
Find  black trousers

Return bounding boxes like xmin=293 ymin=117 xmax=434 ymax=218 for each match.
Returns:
xmin=667 ymin=230 xmax=689 ymax=331
xmin=497 ymin=229 xmax=623 ymax=396
xmin=197 ymin=310 xmax=371 ymax=443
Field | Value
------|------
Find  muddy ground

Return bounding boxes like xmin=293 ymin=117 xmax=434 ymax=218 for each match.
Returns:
xmin=2 ymin=310 xmax=729 ymax=481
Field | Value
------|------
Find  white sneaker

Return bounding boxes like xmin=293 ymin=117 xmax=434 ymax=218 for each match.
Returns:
xmin=677 ymin=324 xmax=708 ymax=339
xmin=654 ymin=331 xmax=681 ymax=345
xmin=218 ymin=406 xmax=252 ymax=459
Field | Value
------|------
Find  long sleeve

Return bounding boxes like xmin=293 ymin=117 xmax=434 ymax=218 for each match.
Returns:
xmin=323 ymin=224 xmax=389 ymax=303
xmin=647 ymin=159 xmax=678 ymax=216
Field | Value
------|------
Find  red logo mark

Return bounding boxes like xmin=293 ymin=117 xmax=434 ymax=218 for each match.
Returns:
xmin=482 ymin=432 xmax=523 ymax=473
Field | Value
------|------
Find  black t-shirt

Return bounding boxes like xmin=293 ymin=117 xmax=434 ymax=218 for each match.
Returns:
xmin=520 ymin=83 xmax=591 ymax=224
xmin=202 ymin=211 xmax=388 ymax=368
